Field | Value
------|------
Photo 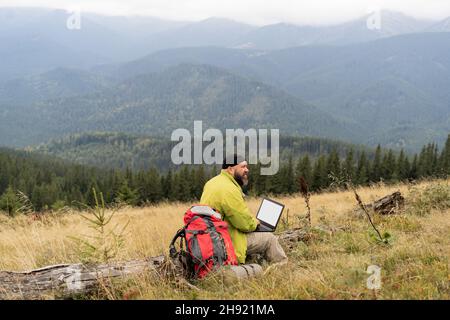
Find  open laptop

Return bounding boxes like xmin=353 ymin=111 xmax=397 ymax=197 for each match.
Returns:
xmin=254 ymin=198 xmax=285 ymax=232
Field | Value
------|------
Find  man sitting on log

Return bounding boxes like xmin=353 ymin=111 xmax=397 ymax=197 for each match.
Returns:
xmin=200 ymin=154 xmax=288 ymax=266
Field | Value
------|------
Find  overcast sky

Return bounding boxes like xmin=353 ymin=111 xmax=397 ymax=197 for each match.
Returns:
xmin=1 ymin=0 xmax=449 ymax=25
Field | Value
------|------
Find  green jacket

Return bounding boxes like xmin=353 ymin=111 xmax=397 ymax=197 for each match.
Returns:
xmin=200 ymin=170 xmax=258 ymax=264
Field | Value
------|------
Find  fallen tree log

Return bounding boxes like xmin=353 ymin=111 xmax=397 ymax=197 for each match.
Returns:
xmin=0 ymin=228 xmax=310 ymax=300
xmin=277 ymin=228 xmax=311 ymax=249
xmin=372 ymin=191 xmax=405 ymax=215
xmin=0 ymin=256 xmax=166 ymax=300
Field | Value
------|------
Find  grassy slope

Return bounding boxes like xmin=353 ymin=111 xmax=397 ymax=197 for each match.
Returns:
xmin=0 ymin=179 xmax=448 ymax=299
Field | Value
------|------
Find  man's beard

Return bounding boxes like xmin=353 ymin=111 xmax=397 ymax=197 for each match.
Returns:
xmin=234 ymin=171 xmax=248 ymax=187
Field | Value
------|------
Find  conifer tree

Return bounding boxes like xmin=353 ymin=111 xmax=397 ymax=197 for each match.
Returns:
xmin=396 ymin=149 xmax=410 ymax=181
xmin=326 ymin=149 xmax=341 ymax=178
xmin=295 ymin=155 xmax=312 ymax=189
xmin=439 ymin=134 xmax=450 ymax=175
xmin=356 ymin=151 xmax=369 ymax=185
xmin=0 ymin=186 xmax=20 ymax=216
xmin=283 ymin=156 xmax=295 ymax=194
xmin=146 ymin=168 xmax=163 ymax=203
xmin=410 ymin=154 xmax=419 ymax=180
xmin=371 ymin=145 xmax=382 ymax=182
xmin=381 ymin=149 xmax=396 ymax=181
xmin=343 ymin=148 xmax=355 ymax=181
xmin=115 ymin=180 xmax=139 ymax=206
xmin=312 ymin=155 xmax=327 ymax=191
xmin=252 ymin=162 xmax=266 ymax=196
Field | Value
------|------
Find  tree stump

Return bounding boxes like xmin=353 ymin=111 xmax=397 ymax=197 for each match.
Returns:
xmin=372 ymin=191 xmax=405 ymax=215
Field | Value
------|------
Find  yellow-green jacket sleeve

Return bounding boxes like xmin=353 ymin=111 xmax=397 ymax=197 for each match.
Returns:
xmin=220 ymin=190 xmax=258 ymax=232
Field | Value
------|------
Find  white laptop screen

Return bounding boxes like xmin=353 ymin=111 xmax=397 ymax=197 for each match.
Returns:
xmin=257 ymin=198 xmax=284 ymax=227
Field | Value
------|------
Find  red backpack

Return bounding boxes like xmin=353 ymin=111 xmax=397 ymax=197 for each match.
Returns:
xmin=169 ymin=205 xmax=238 ymax=279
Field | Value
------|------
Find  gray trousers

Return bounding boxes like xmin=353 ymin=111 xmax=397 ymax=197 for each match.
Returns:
xmin=246 ymin=232 xmax=288 ymax=264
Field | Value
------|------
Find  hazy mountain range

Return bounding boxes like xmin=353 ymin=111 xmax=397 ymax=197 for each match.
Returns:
xmin=0 ymin=64 xmax=361 ymax=146
xmin=0 ymin=7 xmax=449 ymax=153
xmin=1 ymin=7 xmax=449 ymax=80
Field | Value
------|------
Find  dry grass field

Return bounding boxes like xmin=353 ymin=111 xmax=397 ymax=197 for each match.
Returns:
xmin=0 ymin=179 xmax=449 ymax=299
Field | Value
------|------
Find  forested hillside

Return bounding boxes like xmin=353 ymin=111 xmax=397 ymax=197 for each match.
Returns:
xmin=0 ymin=64 xmax=359 ymax=147
xmin=112 ymin=33 xmax=450 ymax=151
xmin=31 ymin=132 xmax=371 ymax=170
xmin=1 ymin=134 xmax=448 ymax=212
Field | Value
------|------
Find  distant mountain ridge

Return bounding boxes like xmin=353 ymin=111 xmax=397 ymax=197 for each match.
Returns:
xmin=107 ymin=33 xmax=450 ymax=151
xmin=0 ymin=8 xmax=449 ymax=152
xmin=232 ymin=11 xmax=433 ymax=49
xmin=1 ymin=7 xmax=449 ymax=82
xmin=0 ymin=64 xmax=360 ymax=147
xmin=0 ymin=67 xmax=113 ymax=104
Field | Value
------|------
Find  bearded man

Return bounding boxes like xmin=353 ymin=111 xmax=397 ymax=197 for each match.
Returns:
xmin=200 ymin=154 xmax=287 ymax=265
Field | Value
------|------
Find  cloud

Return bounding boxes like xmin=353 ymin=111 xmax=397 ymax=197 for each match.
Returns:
xmin=1 ymin=0 xmax=449 ymax=25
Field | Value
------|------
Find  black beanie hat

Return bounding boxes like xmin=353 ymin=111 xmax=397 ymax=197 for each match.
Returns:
xmin=222 ymin=154 xmax=246 ymax=169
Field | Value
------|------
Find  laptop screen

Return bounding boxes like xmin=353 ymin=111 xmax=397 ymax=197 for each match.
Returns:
xmin=256 ymin=198 xmax=284 ymax=227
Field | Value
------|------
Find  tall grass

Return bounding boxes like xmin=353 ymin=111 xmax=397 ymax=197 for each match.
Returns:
xmin=0 ymin=179 xmax=448 ymax=299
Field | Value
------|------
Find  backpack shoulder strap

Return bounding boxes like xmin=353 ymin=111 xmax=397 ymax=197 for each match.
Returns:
xmin=169 ymin=215 xmax=202 ymax=257
xmin=169 ymin=228 xmax=186 ymax=258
